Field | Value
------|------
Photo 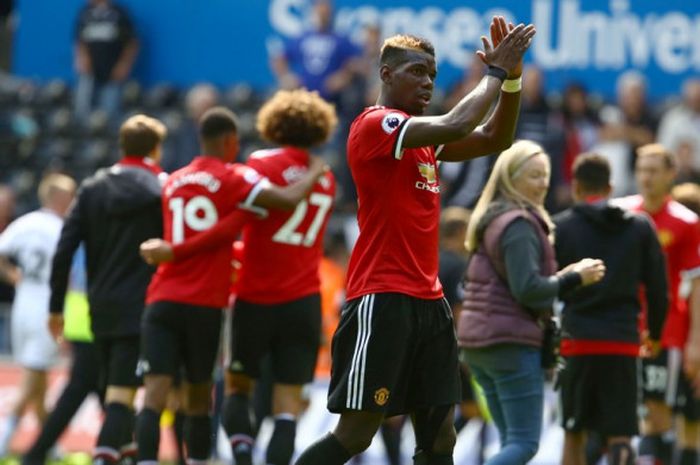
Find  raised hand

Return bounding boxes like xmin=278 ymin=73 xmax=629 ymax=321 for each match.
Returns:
xmin=477 ymin=17 xmax=536 ymax=78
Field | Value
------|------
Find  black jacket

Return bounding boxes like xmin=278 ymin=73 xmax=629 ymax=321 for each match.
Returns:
xmin=50 ymin=165 xmax=162 ymax=337
xmin=554 ymin=201 xmax=668 ymax=343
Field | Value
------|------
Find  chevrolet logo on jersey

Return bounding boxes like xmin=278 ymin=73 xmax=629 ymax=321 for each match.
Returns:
xmin=416 ymin=163 xmax=440 ymax=193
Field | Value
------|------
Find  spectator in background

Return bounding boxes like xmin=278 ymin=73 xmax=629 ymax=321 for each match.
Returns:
xmin=74 ymin=0 xmax=138 ymax=122
xmin=597 ymin=71 xmax=657 ymax=196
xmin=458 ymin=140 xmax=605 ymax=465
xmin=560 ymin=83 xmax=600 ymax=203
xmin=554 ymin=154 xmax=667 ymax=465
xmin=161 ymin=83 xmax=220 ymax=173
xmin=674 ymin=140 xmax=700 ymax=186
xmin=515 ymin=66 xmax=566 ymax=211
xmin=0 ymin=174 xmax=77 ymax=457
xmin=658 ymin=78 xmax=700 ymax=170
xmin=270 ymin=0 xmax=358 ymax=108
xmin=0 ymin=0 xmax=13 ymax=71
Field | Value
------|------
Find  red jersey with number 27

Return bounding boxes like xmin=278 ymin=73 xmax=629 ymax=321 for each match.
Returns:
xmin=147 ymin=156 xmax=266 ymax=308
xmin=615 ymin=195 xmax=700 ymax=348
xmin=345 ymin=106 xmax=444 ymax=301
xmin=236 ymin=147 xmax=336 ymax=304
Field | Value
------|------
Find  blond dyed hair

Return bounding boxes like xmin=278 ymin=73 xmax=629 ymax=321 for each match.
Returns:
xmin=466 ymin=140 xmax=553 ymax=252
xmin=38 ymin=173 xmax=76 ymax=206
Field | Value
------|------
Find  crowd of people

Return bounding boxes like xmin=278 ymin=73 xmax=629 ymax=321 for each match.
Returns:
xmin=0 ymin=1 xmax=699 ymax=465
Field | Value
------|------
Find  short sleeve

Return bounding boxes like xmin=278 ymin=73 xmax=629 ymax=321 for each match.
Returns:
xmin=351 ymin=108 xmax=411 ymax=161
xmin=680 ymin=220 xmax=700 ymax=278
xmin=227 ymin=164 xmax=270 ymax=217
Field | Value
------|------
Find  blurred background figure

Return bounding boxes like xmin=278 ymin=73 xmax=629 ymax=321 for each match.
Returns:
xmin=514 ymin=66 xmax=566 ymax=212
xmin=270 ymin=0 xmax=359 ymax=107
xmin=0 ymin=184 xmax=15 ymax=355
xmin=74 ymin=0 xmax=138 ymax=122
xmin=161 ymin=83 xmax=220 ymax=173
xmin=0 ymin=173 xmax=77 ymax=458
xmin=0 ymin=0 xmax=14 ymax=72
xmin=560 ymin=83 xmax=601 ymax=205
xmin=597 ymin=71 xmax=657 ymax=196
xmin=658 ymin=78 xmax=700 ymax=170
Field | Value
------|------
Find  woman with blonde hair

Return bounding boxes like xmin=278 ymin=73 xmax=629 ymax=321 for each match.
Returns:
xmin=457 ymin=140 xmax=605 ymax=465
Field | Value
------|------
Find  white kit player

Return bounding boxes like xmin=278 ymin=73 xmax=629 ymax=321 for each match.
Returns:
xmin=0 ymin=174 xmax=76 ymax=456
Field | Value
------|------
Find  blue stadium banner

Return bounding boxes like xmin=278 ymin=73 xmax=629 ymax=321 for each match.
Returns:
xmin=15 ymin=0 xmax=699 ymax=99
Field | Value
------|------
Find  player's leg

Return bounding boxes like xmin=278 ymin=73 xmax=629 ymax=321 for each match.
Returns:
xmin=266 ymin=294 xmax=321 ymax=465
xmin=600 ymin=356 xmax=638 ymax=465
xmin=0 ymin=366 xmax=37 ymax=456
xmin=295 ymin=410 xmax=384 ymax=465
xmin=224 ymin=299 xmax=269 ymax=465
xmin=22 ymin=341 xmax=100 ymax=465
xmin=675 ymin=373 xmax=700 ymax=465
xmin=135 ymin=302 xmax=181 ymax=465
xmin=380 ymin=416 xmax=405 ymax=465
xmin=94 ymin=336 xmax=140 ymax=465
xmin=563 ymin=431 xmax=588 ymax=465
xmin=181 ymin=305 xmax=222 ymax=464
xmin=410 ymin=298 xmax=462 ymax=464
xmin=558 ymin=356 xmax=590 ymax=465
xmin=297 ymin=293 xmax=418 ymax=464
xmin=639 ymin=350 xmax=676 ymax=465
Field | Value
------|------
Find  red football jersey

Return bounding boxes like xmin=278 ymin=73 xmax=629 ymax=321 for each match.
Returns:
xmin=235 ymin=147 xmax=336 ymax=304
xmin=345 ymin=106 xmax=443 ymax=301
xmin=147 ymin=156 xmax=266 ymax=308
xmin=615 ymin=195 xmax=700 ymax=348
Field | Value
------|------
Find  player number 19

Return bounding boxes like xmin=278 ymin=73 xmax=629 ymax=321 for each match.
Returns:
xmin=169 ymin=196 xmax=219 ymax=244
xmin=272 ymin=193 xmax=332 ymax=247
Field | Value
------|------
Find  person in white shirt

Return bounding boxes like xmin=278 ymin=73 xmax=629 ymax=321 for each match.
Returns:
xmin=0 ymin=173 xmax=76 ymax=457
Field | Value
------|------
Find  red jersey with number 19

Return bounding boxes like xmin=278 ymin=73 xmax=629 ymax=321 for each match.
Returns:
xmin=146 ymin=156 xmax=267 ymax=308
xmin=614 ymin=195 xmax=700 ymax=348
xmin=345 ymin=106 xmax=443 ymax=301
xmin=236 ymin=147 xmax=336 ymax=304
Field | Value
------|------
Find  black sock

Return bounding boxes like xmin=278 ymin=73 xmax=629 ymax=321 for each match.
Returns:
xmin=266 ymin=417 xmax=297 ymax=465
xmin=585 ymin=432 xmax=606 ymax=465
xmin=24 ymin=379 xmax=91 ymax=461
xmin=95 ymin=403 xmax=133 ymax=463
xmin=295 ymin=433 xmax=352 ymax=465
xmin=429 ymin=453 xmax=453 ymax=465
xmin=119 ymin=409 xmax=136 ymax=464
xmin=608 ymin=443 xmax=634 ymax=465
xmin=184 ymin=415 xmax=211 ymax=462
xmin=135 ymin=408 xmax=161 ymax=462
xmin=639 ymin=434 xmax=674 ymax=465
xmin=174 ymin=411 xmax=186 ymax=465
xmin=380 ymin=421 xmax=402 ymax=465
xmin=223 ymin=394 xmax=254 ymax=465
xmin=679 ymin=449 xmax=699 ymax=465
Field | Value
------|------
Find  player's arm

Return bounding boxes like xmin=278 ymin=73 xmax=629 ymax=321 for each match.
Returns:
xmin=140 ymin=209 xmax=253 ymax=265
xmin=48 ymin=192 xmax=85 ymax=338
xmin=0 ymin=225 xmax=19 ymax=286
xmin=640 ymin=217 xmax=668 ymax=347
xmin=402 ymin=19 xmax=535 ymax=160
xmin=251 ymin=155 xmax=328 ymax=211
xmin=685 ymin=273 xmax=700 ymax=382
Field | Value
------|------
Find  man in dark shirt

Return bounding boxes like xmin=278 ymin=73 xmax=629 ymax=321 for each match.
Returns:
xmin=553 ymin=153 xmax=668 ymax=465
xmin=49 ymin=114 xmax=165 ymax=465
xmin=74 ymin=0 xmax=138 ymax=121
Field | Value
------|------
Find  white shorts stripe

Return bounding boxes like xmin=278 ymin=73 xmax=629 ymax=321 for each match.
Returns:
xmin=347 ymin=295 xmax=368 ymax=409
xmin=357 ymin=294 xmax=375 ymax=407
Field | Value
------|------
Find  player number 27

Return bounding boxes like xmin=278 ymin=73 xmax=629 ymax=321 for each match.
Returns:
xmin=273 ymin=193 xmax=332 ymax=247
xmin=169 ymin=196 xmax=219 ymax=244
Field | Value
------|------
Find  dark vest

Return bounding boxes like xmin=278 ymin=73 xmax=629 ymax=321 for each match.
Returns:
xmin=457 ymin=207 xmax=557 ymax=349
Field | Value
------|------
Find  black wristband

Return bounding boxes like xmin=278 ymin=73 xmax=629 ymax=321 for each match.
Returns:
xmin=486 ymin=65 xmax=508 ymax=82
